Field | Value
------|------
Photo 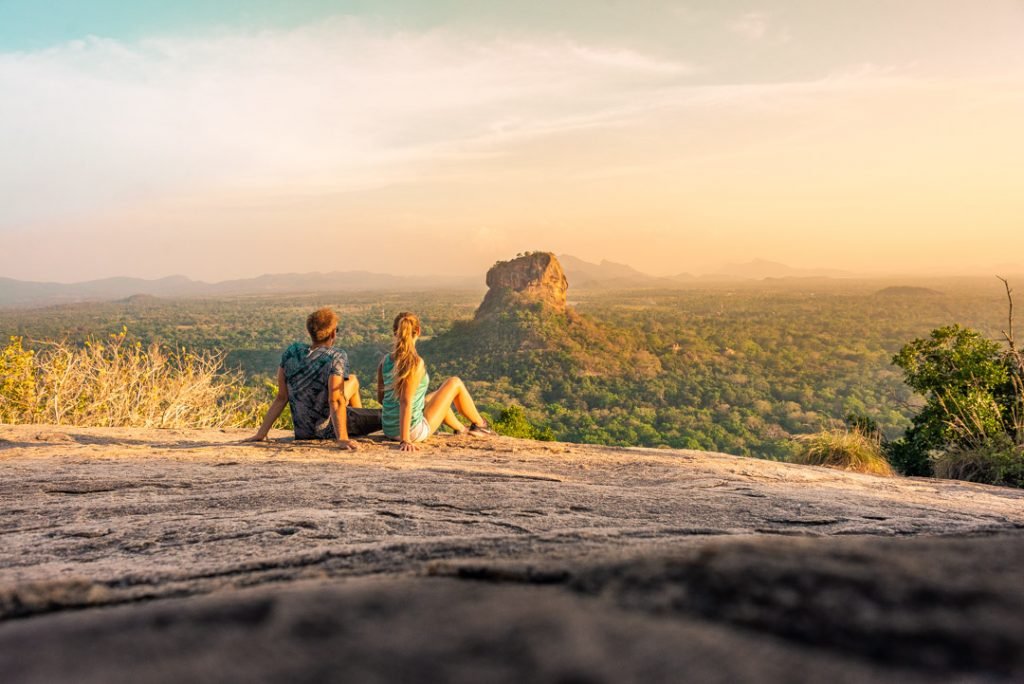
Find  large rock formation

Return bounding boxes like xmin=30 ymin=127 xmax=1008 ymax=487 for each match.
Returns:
xmin=475 ymin=252 xmax=569 ymax=319
xmin=426 ymin=250 xmax=660 ymax=379
xmin=2 ymin=424 xmax=1024 ymax=682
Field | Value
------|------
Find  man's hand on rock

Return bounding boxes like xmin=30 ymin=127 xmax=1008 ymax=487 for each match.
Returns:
xmin=241 ymin=434 xmax=268 ymax=443
xmin=337 ymin=439 xmax=359 ymax=451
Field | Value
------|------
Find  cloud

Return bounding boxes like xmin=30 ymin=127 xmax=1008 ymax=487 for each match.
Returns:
xmin=0 ymin=20 xmax=695 ymax=229
xmin=3 ymin=12 xmax=1023 ymax=281
xmin=729 ymin=11 xmax=790 ymax=44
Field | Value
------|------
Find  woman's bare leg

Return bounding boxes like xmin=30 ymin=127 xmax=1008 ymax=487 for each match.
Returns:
xmin=343 ymin=375 xmax=363 ymax=408
xmin=425 ymin=390 xmax=464 ymax=432
xmin=423 ymin=377 xmax=484 ymax=432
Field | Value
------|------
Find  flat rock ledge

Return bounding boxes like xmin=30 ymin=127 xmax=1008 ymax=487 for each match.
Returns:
xmin=2 ymin=424 xmax=1023 ymax=683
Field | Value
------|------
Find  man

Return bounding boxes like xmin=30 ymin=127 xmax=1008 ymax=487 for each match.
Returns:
xmin=245 ymin=307 xmax=381 ymax=449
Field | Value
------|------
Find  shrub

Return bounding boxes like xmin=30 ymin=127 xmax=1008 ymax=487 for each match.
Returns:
xmin=0 ymin=337 xmax=37 ymax=423
xmin=891 ymin=324 xmax=1021 ymax=476
xmin=932 ymin=435 xmax=1024 ymax=488
xmin=0 ymin=331 xmax=269 ymax=429
xmin=490 ymin=404 xmax=555 ymax=441
xmin=844 ymin=413 xmax=883 ymax=442
xmin=792 ymin=429 xmax=894 ymax=476
xmin=884 ymin=437 xmax=932 ymax=477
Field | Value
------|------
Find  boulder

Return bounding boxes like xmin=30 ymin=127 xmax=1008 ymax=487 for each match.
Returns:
xmin=475 ymin=252 xmax=568 ymax=318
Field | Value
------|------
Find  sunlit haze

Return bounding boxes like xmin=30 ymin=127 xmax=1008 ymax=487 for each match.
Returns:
xmin=2 ymin=1 xmax=1023 ymax=282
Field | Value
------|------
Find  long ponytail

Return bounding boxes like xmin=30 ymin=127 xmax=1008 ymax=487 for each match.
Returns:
xmin=391 ymin=312 xmax=422 ymax=395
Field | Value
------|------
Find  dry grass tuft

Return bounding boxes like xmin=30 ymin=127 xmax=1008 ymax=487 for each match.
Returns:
xmin=793 ymin=429 xmax=895 ymax=477
xmin=0 ymin=332 xmax=267 ymax=428
xmin=932 ymin=436 xmax=1024 ymax=488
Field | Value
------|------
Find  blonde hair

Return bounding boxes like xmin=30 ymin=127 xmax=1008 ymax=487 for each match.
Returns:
xmin=391 ymin=312 xmax=422 ymax=394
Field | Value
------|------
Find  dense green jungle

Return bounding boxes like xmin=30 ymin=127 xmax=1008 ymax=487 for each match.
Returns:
xmin=1 ymin=278 xmax=1015 ymax=460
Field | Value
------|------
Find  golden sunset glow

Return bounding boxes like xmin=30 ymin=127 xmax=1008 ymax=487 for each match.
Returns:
xmin=2 ymin=2 xmax=1023 ymax=281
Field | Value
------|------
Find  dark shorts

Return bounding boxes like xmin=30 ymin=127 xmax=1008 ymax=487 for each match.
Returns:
xmin=346 ymin=407 xmax=383 ymax=437
xmin=295 ymin=407 xmax=383 ymax=440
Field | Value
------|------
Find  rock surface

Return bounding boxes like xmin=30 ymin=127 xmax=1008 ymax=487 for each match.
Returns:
xmin=475 ymin=252 xmax=569 ymax=318
xmin=2 ymin=424 xmax=1023 ymax=682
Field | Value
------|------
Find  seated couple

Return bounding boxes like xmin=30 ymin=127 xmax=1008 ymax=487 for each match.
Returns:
xmin=246 ymin=308 xmax=494 ymax=451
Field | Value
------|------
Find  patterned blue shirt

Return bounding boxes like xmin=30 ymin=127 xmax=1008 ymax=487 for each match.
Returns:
xmin=280 ymin=342 xmax=349 ymax=440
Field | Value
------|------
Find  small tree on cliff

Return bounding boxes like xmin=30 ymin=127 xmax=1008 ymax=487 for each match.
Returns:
xmin=889 ymin=279 xmax=1024 ymax=481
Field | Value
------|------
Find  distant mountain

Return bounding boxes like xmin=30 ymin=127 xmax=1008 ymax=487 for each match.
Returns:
xmin=712 ymin=259 xmax=855 ymax=280
xmin=557 ymin=255 xmax=649 ymax=285
xmin=558 ymin=256 xmax=855 ymax=287
xmin=875 ymin=286 xmax=944 ymax=297
xmin=0 ymin=275 xmax=204 ymax=309
xmin=204 ymin=271 xmax=476 ymax=296
xmin=0 ymin=256 xmax=867 ymax=309
xmin=0 ymin=271 xmax=478 ymax=309
xmin=558 ymin=255 xmax=693 ymax=289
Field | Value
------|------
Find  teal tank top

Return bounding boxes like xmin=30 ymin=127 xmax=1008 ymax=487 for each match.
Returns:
xmin=381 ymin=353 xmax=429 ymax=438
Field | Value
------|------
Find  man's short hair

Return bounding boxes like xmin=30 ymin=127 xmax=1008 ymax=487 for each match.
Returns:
xmin=306 ymin=307 xmax=339 ymax=344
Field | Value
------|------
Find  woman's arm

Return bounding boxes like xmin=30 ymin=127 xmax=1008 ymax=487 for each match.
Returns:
xmin=244 ymin=367 xmax=288 ymax=441
xmin=397 ymin=360 xmax=425 ymax=451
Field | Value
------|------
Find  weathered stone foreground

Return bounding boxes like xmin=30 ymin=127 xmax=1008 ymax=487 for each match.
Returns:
xmin=2 ymin=425 xmax=1023 ymax=682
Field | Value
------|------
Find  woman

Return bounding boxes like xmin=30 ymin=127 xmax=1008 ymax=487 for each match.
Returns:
xmin=377 ymin=311 xmax=495 ymax=451
xmin=245 ymin=307 xmax=379 ymax=449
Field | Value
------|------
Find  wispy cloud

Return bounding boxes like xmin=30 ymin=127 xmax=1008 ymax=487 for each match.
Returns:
xmin=2 ymin=10 xmax=1023 ymax=281
xmin=0 ymin=20 xmax=695 ymax=228
xmin=729 ymin=11 xmax=790 ymax=44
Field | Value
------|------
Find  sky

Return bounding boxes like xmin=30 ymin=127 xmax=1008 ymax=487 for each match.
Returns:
xmin=1 ymin=1 xmax=1023 ymax=282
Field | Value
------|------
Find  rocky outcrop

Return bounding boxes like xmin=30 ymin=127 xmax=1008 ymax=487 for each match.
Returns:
xmin=426 ymin=250 xmax=661 ymax=380
xmin=475 ymin=252 xmax=569 ymax=318
xmin=3 ymin=425 xmax=1024 ymax=682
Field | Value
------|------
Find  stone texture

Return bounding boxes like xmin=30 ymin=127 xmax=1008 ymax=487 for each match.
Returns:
xmin=9 ymin=562 xmax=1019 ymax=684
xmin=475 ymin=252 xmax=569 ymax=318
xmin=2 ymin=424 xmax=1024 ymax=682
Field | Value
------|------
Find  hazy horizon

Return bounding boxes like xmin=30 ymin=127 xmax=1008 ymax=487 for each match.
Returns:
xmin=3 ymin=1 xmax=1023 ymax=282
xmin=6 ymin=253 xmax=1024 ymax=287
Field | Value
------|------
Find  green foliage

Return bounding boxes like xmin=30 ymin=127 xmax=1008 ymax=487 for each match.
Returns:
xmin=490 ymin=404 xmax=555 ymax=441
xmin=1 ymin=282 xmax=1010 ymax=456
xmin=792 ymin=429 xmax=894 ymax=476
xmin=891 ymin=324 xmax=1020 ymax=476
xmin=893 ymin=325 xmax=1007 ymax=396
xmin=844 ymin=413 xmax=882 ymax=442
xmin=884 ymin=438 xmax=932 ymax=478
xmin=0 ymin=337 xmax=36 ymax=423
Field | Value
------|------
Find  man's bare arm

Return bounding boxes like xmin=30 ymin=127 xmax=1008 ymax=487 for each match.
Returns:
xmin=244 ymin=367 xmax=288 ymax=442
xmin=329 ymin=374 xmax=357 ymax=450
